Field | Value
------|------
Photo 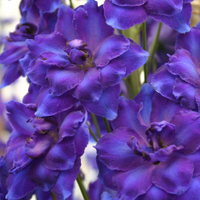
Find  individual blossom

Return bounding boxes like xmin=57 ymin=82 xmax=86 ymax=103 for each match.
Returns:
xmin=96 ymin=84 xmax=200 ymax=200
xmin=20 ymin=0 xmax=148 ymax=120
xmin=0 ymin=0 xmax=59 ymax=88
xmin=103 ymin=0 xmax=192 ymax=33
xmin=4 ymin=100 xmax=89 ymax=199
xmin=151 ymin=25 xmax=200 ymax=111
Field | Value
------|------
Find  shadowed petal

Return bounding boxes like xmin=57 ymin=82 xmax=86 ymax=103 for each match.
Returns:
xmin=94 ymin=34 xmax=130 ymax=67
xmin=52 ymin=158 xmax=81 ymax=200
xmin=43 ymin=137 xmax=76 ymax=171
xmin=103 ymin=0 xmax=148 ymax=30
xmin=82 ymin=84 xmax=121 ymax=120
xmin=72 ymin=68 xmax=103 ymax=102
xmin=145 ymin=0 xmax=183 ymax=16
xmin=30 ymin=159 xmax=59 ymax=191
xmin=151 ymin=3 xmax=191 ymax=33
xmin=6 ymin=166 xmax=37 ymax=199
xmin=166 ymin=49 xmax=200 ymax=87
xmin=170 ymin=110 xmax=200 ymax=154
xmin=176 ymin=27 xmax=200 ymax=63
xmin=47 ymin=67 xmax=84 ymax=96
xmin=35 ymin=88 xmax=78 ymax=117
xmin=96 ymin=127 xmax=146 ymax=171
xmin=151 ymin=65 xmax=177 ymax=102
xmin=6 ymin=100 xmax=35 ymax=135
xmin=113 ymin=163 xmax=155 ymax=199
xmin=152 ymin=156 xmax=193 ymax=195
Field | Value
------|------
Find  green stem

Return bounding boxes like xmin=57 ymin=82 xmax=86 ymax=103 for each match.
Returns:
xmin=76 ymin=173 xmax=91 ymax=200
xmin=91 ymin=113 xmax=101 ymax=138
xmin=69 ymin=0 xmax=74 ymax=9
xmin=51 ymin=193 xmax=57 ymax=200
xmin=142 ymin=22 xmax=147 ymax=83
xmin=103 ymin=118 xmax=111 ymax=133
xmin=147 ymin=22 xmax=162 ymax=74
xmin=88 ymin=126 xmax=98 ymax=142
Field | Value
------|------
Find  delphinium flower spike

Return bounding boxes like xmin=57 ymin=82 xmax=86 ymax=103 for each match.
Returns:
xmin=20 ymin=0 xmax=149 ymax=120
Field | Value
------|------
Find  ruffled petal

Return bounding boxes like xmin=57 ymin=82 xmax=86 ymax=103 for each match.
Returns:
xmin=152 ymin=156 xmax=194 ymax=195
xmin=25 ymin=133 xmax=55 ymax=158
xmin=187 ymin=150 xmax=200 ymax=177
xmin=29 ymin=159 xmax=59 ymax=191
xmin=170 ymin=110 xmax=200 ymax=154
xmin=26 ymin=32 xmax=67 ymax=55
xmin=73 ymin=0 xmax=113 ymax=52
xmin=173 ymin=78 xmax=197 ymax=110
xmin=112 ymin=0 xmax=147 ymax=6
xmin=137 ymin=185 xmax=175 ymax=200
xmin=176 ymin=27 xmax=200 ymax=63
xmin=100 ymin=59 xmax=126 ymax=88
xmin=176 ymin=177 xmax=200 ymax=200
xmin=6 ymin=166 xmax=37 ymax=200
xmin=56 ymin=5 xmax=80 ymax=40
xmin=151 ymin=65 xmax=177 ymax=102
xmin=0 ymin=62 xmax=23 ymax=88
xmin=82 ymin=84 xmax=121 ymax=120
xmin=35 ymin=88 xmax=78 ymax=117
xmin=96 ymin=127 xmax=146 ymax=171
xmin=103 ymin=0 xmax=148 ymax=30
xmin=134 ymin=84 xmax=155 ymax=126
xmin=47 ymin=67 xmax=84 ymax=96
xmin=59 ymin=111 xmax=85 ymax=139
xmin=166 ymin=49 xmax=200 ymax=87
xmin=113 ymin=163 xmax=155 ymax=199
xmin=43 ymin=137 xmax=76 ymax=171
xmin=150 ymin=3 xmax=191 ymax=33
xmin=94 ymin=34 xmax=130 ymax=67
xmin=111 ymin=97 xmax=146 ymax=137
xmin=51 ymin=158 xmax=81 ymax=200
xmin=72 ymin=68 xmax=103 ymax=102
xmin=35 ymin=0 xmax=61 ymax=13
xmin=144 ymin=0 xmax=183 ymax=16
xmin=150 ymin=92 xmax=183 ymax=123
xmin=6 ymin=100 xmax=35 ymax=135
xmin=0 ymin=41 xmax=28 ymax=64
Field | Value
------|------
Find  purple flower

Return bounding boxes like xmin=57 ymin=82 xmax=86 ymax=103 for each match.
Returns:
xmin=0 ymin=0 xmax=58 ymax=88
xmin=104 ymin=0 xmax=192 ymax=33
xmin=96 ymin=84 xmax=200 ymax=199
xmin=151 ymin=26 xmax=200 ymax=111
xmin=4 ymin=100 xmax=89 ymax=199
xmin=20 ymin=0 xmax=148 ymax=120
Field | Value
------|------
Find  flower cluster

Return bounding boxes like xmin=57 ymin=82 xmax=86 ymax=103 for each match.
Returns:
xmin=0 ymin=0 xmax=199 ymax=199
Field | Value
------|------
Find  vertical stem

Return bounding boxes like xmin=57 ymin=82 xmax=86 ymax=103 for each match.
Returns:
xmin=91 ymin=113 xmax=101 ymax=138
xmin=142 ymin=22 xmax=147 ymax=83
xmin=147 ymin=22 xmax=162 ymax=73
xmin=69 ymin=0 xmax=74 ymax=9
xmin=88 ymin=126 xmax=98 ymax=142
xmin=103 ymin=118 xmax=111 ymax=133
xmin=51 ymin=193 xmax=57 ymax=200
xmin=76 ymin=173 xmax=91 ymax=200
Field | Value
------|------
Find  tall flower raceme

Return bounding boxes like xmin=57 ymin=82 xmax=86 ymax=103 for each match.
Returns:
xmin=20 ymin=0 xmax=149 ymax=120
xmin=0 ymin=0 xmax=60 ymax=88
xmin=96 ymin=84 xmax=200 ymax=200
xmin=151 ymin=25 xmax=200 ymax=112
xmin=103 ymin=0 xmax=193 ymax=33
xmin=4 ymin=100 xmax=89 ymax=200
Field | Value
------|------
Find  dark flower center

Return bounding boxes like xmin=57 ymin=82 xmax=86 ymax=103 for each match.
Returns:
xmin=66 ymin=39 xmax=94 ymax=70
xmin=8 ymin=23 xmax=37 ymax=42
xmin=129 ymin=121 xmax=182 ymax=165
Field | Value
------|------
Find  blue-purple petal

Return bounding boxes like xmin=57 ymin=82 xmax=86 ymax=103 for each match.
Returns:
xmin=82 ymin=84 xmax=121 ymax=120
xmin=103 ymin=0 xmax=148 ymax=30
